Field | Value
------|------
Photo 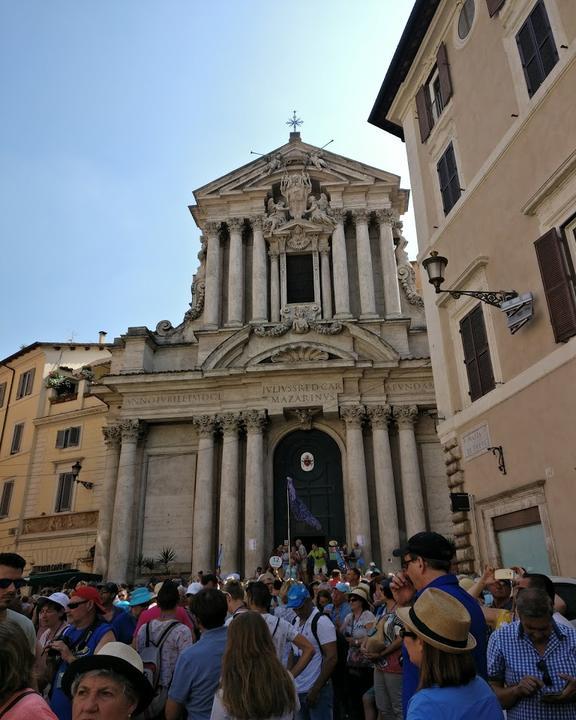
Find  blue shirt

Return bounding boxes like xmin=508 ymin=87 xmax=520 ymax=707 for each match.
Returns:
xmin=331 ymin=601 xmax=351 ymax=628
xmin=488 ymin=618 xmax=576 ymax=720
xmin=407 ymin=676 xmax=503 ymax=720
xmin=109 ymin=605 xmax=136 ymax=644
xmin=401 ymin=574 xmax=488 ymax=717
xmin=169 ymin=625 xmax=228 ymax=720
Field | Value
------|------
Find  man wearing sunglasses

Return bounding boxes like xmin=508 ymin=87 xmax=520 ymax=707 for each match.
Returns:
xmin=0 ymin=552 xmax=35 ymax=652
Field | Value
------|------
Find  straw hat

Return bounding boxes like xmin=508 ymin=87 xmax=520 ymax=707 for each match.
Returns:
xmin=62 ymin=642 xmax=154 ymax=714
xmin=396 ymin=587 xmax=476 ymax=654
xmin=348 ymin=586 xmax=371 ymax=604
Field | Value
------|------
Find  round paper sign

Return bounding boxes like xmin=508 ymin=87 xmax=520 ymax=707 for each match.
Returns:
xmin=269 ymin=555 xmax=283 ymax=569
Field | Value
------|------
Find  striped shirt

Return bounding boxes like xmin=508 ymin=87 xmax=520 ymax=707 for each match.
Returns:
xmin=487 ymin=618 xmax=576 ymax=720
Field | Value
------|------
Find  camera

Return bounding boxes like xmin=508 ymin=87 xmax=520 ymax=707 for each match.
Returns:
xmin=494 ymin=568 xmax=515 ymax=581
xmin=46 ymin=634 xmax=74 ymax=658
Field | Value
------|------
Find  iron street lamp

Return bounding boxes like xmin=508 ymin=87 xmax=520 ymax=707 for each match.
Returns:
xmin=71 ymin=461 xmax=94 ymax=490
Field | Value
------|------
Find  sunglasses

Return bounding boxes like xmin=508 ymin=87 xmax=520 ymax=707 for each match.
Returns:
xmin=0 ymin=578 xmax=26 ymax=590
xmin=67 ymin=600 xmax=89 ymax=610
xmin=536 ymin=659 xmax=553 ymax=687
xmin=401 ymin=557 xmax=418 ymax=570
xmin=400 ymin=628 xmax=417 ymax=639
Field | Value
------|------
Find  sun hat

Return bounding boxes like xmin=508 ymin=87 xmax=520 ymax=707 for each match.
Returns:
xmin=225 ymin=573 xmax=241 ymax=581
xmin=62 ymin=642 xmax=154 ymax=714
xmin=38 ymin=592 xmax=70 ymax=610
xmin=334 ymin=581 xmax=351 ymax=594
xmin=186 ymin=582 xmax=203 ymax=596
xmin=328 ymin=540 xmax=338 ymax=547
xmin=286 ymin=584 xmax=311 ymax=609
xmin=258 ymin=572 xmax=275 ymax=584
xmin=348 ymin=586 xmax=371 ymax=604
xmin=129 ymin=587 xmax=155 ymax=607
xmin=458 ymin=577 xmax=475 ymax=592
xmin=393 ymin=532 xmax=455 ymax=563
xmin=396 ymin=587 xmax=476 ymax=654
xmin=71 ymin=586 xmax=106 ymax=613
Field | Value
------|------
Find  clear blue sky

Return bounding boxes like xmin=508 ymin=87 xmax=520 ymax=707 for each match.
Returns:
xmin=0 ymin=1 xmax=416 ymax=360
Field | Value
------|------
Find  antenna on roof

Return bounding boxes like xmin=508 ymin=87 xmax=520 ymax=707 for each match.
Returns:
xmin=320 ymin=140 xmax=334 ymax=150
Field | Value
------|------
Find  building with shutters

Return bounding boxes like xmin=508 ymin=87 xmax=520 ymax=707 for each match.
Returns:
xmin=369 ymin=0 xmax=576 ymax=575
xmin=90 ymin=130 xmax=452 ymax=583
xmin=0 ymin=342 xmax=111 ymax=573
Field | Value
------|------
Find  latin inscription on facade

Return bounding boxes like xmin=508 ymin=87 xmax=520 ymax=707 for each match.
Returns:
xmin=125 ymin=392 xmax=221 ymax=408
xmin=461 ymin=424 xmax=491 ymax=461
xmin=263 ymin=381 xmax=342 ymax=406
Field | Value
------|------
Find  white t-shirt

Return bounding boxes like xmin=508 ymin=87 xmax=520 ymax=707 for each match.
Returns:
xmin=263 ymin=613 xmax=299 ymax=665
xmin=291 ymin=608 xmax=336 ymax=693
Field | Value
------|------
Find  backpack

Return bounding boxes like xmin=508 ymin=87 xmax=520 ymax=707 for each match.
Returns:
xmin=135 ymin=620 xmax=180 ymax=720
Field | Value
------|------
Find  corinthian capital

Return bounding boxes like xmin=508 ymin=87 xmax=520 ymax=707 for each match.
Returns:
xmin=393 ymin=405 xmax=419 ymax=428
xmin=331 ymin=208 xmax=345 ymax=224
xmin=374 ymin=209 xmax=395 ymax=226
xmin=366 ymin=405 xmax=392 ymax=429
xmin=351 ymin=208 xmax=370 ymax=224
xmin=120 ymin=419 xmax=145 ymax=443
xmin=244 ymin=409 xmax=268 ymax=434
xmin=102 ymin=424 xmax=122 ymax=449
xmin=219 ymin=412 xmax=242 ymax=436
xmin=203 ymin=221 xmax=222 ymax=236
xmin=250 ymin=215 xmax=265 ymax=231
xmin=226 ymin=217 xmax=244 ymax=233
xmin=194 ymin=415 xmax=217 ymax=438
xmin=340 ymin=405 xmax=366 ymax=428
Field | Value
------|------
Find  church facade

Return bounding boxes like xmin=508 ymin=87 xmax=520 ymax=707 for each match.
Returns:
xmin=93 ymin=132 xmax=452 ymax=582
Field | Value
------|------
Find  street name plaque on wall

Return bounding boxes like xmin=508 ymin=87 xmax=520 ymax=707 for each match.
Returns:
xmin=262 ymin=380 xmax=342 ymax=408
xmin=460 ymin=424 xmax=491 ymax=462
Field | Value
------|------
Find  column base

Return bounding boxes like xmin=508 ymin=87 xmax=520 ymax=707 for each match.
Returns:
xmin=385 ymin=312 xmax=404 ymax=320
xmin=334 ymin=312 xmax=353 ymax=320
xmin=359 ymin=312 xmax=380 ymax=320
xmin=249 ymin=318 xmax=269 ymax=325
xmin=224 ymin=321 xmax=243 ymax=328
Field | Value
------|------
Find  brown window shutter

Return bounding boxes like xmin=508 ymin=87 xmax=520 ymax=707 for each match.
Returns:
xmin=436 ymin=43 xmax=453 ymax=106
xmin=27 ymin=368 xmax=35 ymax=395
xmin=535 ymin=228 xmax=576 ymax=342
xmin=486 ymin=0 xmax=506 ymax=17
xmin=460 ymin=305 xmax=495 ymax=401
xmin=415 ymin=85 xmax=433 ymax=142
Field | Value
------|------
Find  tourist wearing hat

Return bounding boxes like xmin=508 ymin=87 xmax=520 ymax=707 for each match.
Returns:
xmin=341 ymin=585 xmax=376 ymax=720
xmin=330 ymin=582 xmax=351 ymax=631
xmin=62 ymin=641 xmax=154 ymax=719
xmin=397 ymin=588 xmax=503 ymax=719
xmin=47 ymin=586 xmax=115 ymax=720
xmin=35 ymin=592 xmax=70 ymax=692
xmin=391 ymin=532 xmax=488 ymax=715
xmin=129 ymin=586 xmax=155 ymax=624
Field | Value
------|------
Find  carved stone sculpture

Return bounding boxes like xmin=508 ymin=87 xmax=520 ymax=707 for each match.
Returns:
xmin=270 ymin=345 xmax=330 ymax=363
xmin=264 ymin=197 xmax=289 ymax=233
xmin=396 ymin=239 xmax=424 ymax=307
xmin=280 ymin=172 xmax=312 ymax=220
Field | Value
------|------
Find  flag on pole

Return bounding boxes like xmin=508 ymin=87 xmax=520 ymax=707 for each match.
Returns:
xmin=286 ymin=477 xmax=322 ymax=531
xmin=216 ymin=544 xmax=223 ymax=569
xmin=335 ymin=546 xmax=347 ymax=570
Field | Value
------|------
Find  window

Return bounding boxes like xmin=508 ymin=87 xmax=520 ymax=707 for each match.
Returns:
xmin=458 ymin=0 xmax=475 ymax=39
xmin=55 ymin=472 xmax=74 ymax=513
xmin=0 ymin=481 xmax=14 ymax=518
xmin=534 ymin=226 xmax=576 ymax=342
xmin=415 ymin=43 xmax=453 ymax=142
xmin=0 ymin=382 xmax=6 ymax=408
xmin=437 ymin=143 xmax=462 ymax=215
xmin=516 ymin=1 xmax=558 ymax=98
xmin=56 ymin=426 xmax=81 ymax=449
xmin=286 ymin=254 xmax=315 ymax=304
xmin=459 ymin=304 xmax=495 ymax=401
xmin=493 ymin=507 xmax=551 ymax=573
xmin=10 ymin=423 xmax=24 ymax=455
xmin=15 ymin=369 xmax=35 ymax=399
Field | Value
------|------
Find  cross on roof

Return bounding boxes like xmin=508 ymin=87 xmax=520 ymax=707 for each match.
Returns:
xmin=286 ymin=110 xmax=303 ymax=133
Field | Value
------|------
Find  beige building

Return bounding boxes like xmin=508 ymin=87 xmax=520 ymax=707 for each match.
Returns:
xmin=92 ymin=131 xmax=451 ymax=582
xmin=370 ymin=0 xmax=576 ymax=575
xmin=0 ymin=342 xmax=111 ymax=575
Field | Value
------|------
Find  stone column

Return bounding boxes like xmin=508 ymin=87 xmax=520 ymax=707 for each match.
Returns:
xmin=366 ymin=406 xmax=400 ymax=567
xmin=352 ymin=209 xmax=377 ymax=319
xmin=394 ymin=406 xmax=426 ymax=538
xmin=331 ymin=209 xmax=351 ymax=319
xmin=341 ymin=406 xmax=372 ymax=562
xmin=375 ymin=210 xmax=402 ymax=317
xmin=203 ymin=221 xmax=222 ymax=329
xmin=319 ymin=239 xmax=333 ymax=320
xmin=244 ymin=410 xmax=267 ymax=576
xmin=226 ymin=218 xmax=244 ymax=326
xmin=218 ymin=413 xmax=241 ymax=575
xmin=108 ymin=420 xmax=144 ymax=583
xmin=251 ymin=216 xmax=268 ymax=323
xmin=192 ymin=415 xmax=217 ymax=573
xmin=93 ymin=424 xmax=122 ymax=577
xmin=269 ymin=247 xmax=280 ymax=323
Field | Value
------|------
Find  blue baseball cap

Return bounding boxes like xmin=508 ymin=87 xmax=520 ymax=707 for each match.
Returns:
xmin=286 ymin=584 xmax=311 ymax=609
xmin=334 ymin=582 xmax=351 ymax=593
xmin=129 ymin=587 xmax=155 ymax=607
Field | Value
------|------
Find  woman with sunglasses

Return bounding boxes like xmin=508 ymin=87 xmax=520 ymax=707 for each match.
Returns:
xmin=342 ymin=586 xmax=376 ymax=720
xmin=397 ymin=588 xmax=503 ymax=719
xmin=35 ymin=593 xmax=70 ymax=693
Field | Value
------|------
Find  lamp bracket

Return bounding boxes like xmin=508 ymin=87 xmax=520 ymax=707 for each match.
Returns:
xmin=486 ymin=445 xmax=507 ymax=475
xmin=446 ymin=289 xmax=518 ymax=308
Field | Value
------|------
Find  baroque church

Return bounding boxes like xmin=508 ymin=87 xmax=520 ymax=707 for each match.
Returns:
xmin=92 ymin=131 xmax=452 ymax=582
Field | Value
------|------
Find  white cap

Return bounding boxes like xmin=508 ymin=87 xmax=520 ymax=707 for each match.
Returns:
xmin=225 ymin=573 xmax=240 ymax=581
xmin=186 ymin=582 xmax=203 ymax=595
xmin=39 ymin=592 xmax=70 ymax=610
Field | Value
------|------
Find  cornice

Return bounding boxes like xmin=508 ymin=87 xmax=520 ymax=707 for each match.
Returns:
xmin=33 ymin=405 xmax=107 ymax=427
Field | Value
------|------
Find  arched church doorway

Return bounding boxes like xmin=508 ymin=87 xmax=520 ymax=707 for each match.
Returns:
xmin=273 ymin=429 xmax=345 ymax=549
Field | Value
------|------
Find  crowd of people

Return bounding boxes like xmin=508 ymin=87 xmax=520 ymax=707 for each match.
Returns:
xmin=1 ymin=532 xmax=575 ymax=720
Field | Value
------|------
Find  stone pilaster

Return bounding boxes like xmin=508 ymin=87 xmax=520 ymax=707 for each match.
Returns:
xmin=394 ymin=406 xmax=426 ymax=538
xmin=250 ymin=216 xmax=268 ymax=323
xmin=331 ymin=209 xmax=352 ymax=319
xmin=218 ymin=413 xmax=242 ymax=575
xmin=319 ymin=239 xmax=333 ymax=320
xmin=244 ymin=410 xmax=267 ymax=576
xmin=108 ymin=420 xmax=145 ymax=582
xmin=341 ymin=405 xmax=372 ymax=562
xmin=192 ymin=415 xmax=217 ymax=573
xmin=93 ymin=424 xmax=122 ymax=577
xmin=226 ymin=218 xmax=244 ymax=326
xmin=375 ymin=210 xmax=402 ymax=317
xmin=203 ymin=221 xmax=222 ymax=329
xmin=269 ymin=247 xmax=280 ymax=323
xmin=366 ymin=405 xmax=400 ymax=566
xmin=352 ymin=209 xmax=377 ymax=318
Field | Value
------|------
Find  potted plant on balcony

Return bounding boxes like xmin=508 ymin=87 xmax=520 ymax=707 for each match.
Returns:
xmin=46 ymin=370 xmax=77 ymax=398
